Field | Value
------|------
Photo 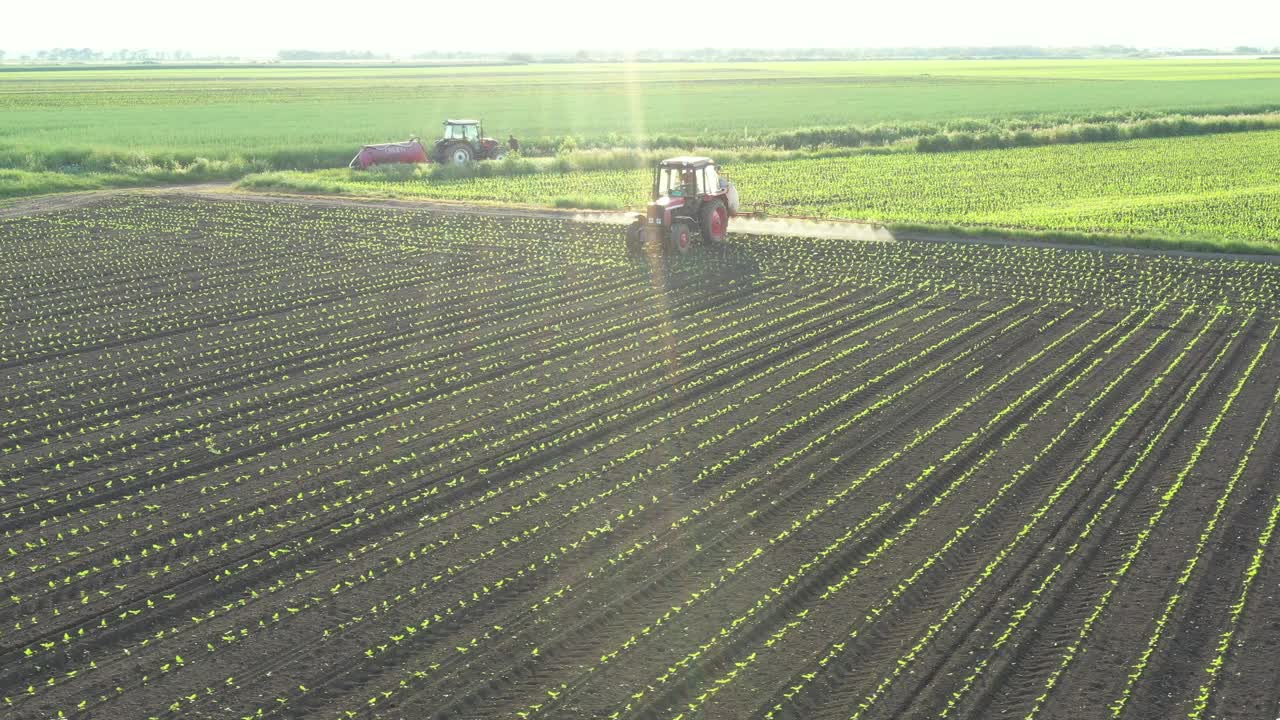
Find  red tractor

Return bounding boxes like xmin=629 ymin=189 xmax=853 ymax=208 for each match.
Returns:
xmin=349 ymin=119 xmax=510 ymax=169
xmin=431 ymin=119 xmax=508 ymax=165
xmin=627 ymin=157 xmax=739 ymax=257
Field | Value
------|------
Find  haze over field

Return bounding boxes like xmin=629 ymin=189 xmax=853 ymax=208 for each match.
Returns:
xmin=2 ymin=0 xmax=1278 ymax=55
xmin=5 ymin=2 xmax=1280 ymax=720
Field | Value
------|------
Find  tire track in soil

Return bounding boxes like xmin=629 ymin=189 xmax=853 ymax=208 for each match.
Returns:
xmin=0 ymin=208 xmax=623 ymax=373
xmin=732 ymin=306 xmax=1182 ymax=720
xmin=1206 ymin=465 xmax=1280 ymax=720
xmin=8 ymin=281 xmax=912 ymax=718
xmin=915 ymin=313 xmax=1242 ymax=720
xmin=0 ymin=274 xmax=808 ymax=661
xmin=211 ymin=296 xmax=992 ymax=720
xmin=1 ymin=262 xmax=620 ymax=460
xmin=389 ymin=304 xmax=1094 ymax=720
xmin=1117 ymin=337 xmax=1280 ymax=719
xmin=0 ymin=255 xmax=572 ymax=427
xmin=1 ymin=263 xmax=716 ymax=505
xmin=120 ymin=286 xmax=962 ymax=717
xmin=673 ymin=304 xmax=1175 ymax=720
xmin=8 ymin=196 xmax=1280 ymax=720
xmin=1036 ymin=320 xmax=1278 ymax=720
xmin=814 ymin=307 xmax=1230 ymax=720
xmin=958 ymin=314 xmax=1261 ymax=720
xmin=911 ymin=315 xmax=1239 ymax=717
xmin=140 ymin=293 xmax=998 ymax=717
xmin=0 ymin=266 xmax=734 ymax=529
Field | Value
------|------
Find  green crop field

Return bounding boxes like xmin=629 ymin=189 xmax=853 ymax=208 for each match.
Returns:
xmin=5 ymin=58 xmax=1280 ymax=252
xmin=4 ymin=59 xmax=1280 ymax=174
xmin=244 ymin=129 xmax=1280 ymax=253
xmin=6 ymin=51 xmax=1280 ymax=720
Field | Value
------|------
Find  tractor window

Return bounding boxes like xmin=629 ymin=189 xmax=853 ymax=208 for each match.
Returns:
xmin=444 ymin=124 xmax=479 ymax=141
xmin=657 ymin=168 xmax=679 ymax=196
xmin=703 ymin=165 xmax=721 ymax=193
xmin=657 ymin=167 xmax=701 ymax=197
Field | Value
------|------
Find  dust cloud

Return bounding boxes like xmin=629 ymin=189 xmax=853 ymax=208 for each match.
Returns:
xmin=729 ymin=216 xmax=896 ymax=242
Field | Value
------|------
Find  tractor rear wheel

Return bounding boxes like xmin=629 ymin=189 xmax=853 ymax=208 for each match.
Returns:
xmin=668 ymin=222 xmax=693 ymax=256
xmin=444 ymin=143 xmax=474 ymax=165
xmin=700 ymin=200 xmax=729 ymax=243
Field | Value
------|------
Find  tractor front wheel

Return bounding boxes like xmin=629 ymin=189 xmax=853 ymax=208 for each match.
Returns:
xmin=490 ymin=148 xmax=508 ymax=162
xmin=668 ymin=222 xmax=693 ymax=256
xmin=700 ymin=200 xmax=729 ymax=243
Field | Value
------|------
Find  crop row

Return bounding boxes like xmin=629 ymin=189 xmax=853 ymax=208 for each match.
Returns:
xmin=2 ymin=196 xmax=1278 ymax=720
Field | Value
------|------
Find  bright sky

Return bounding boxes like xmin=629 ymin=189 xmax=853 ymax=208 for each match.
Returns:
xmin=1 ymin=0 xmax=1276 ymax=56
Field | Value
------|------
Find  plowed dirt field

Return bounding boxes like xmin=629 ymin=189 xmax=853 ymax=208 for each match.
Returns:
xmin=3 ymin=194 xmax=1280 ymax=720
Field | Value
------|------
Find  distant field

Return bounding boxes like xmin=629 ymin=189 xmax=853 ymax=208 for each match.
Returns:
xmin=245 ymin=129 xmax=1280 ymax=252
xmin=7 ymin=58 xmax=1280 ymax=252
xmin=5 ymin=59 xmax=1280 ymax=173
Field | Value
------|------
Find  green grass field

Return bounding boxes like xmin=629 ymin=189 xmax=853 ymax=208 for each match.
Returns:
xmin=5 ymin=59 xmax=1280 ymax=172
xmin=5 ymin=59 xmax=1280 ymax=252
xmin=244 ymin=129 xmax=1280 ymax=253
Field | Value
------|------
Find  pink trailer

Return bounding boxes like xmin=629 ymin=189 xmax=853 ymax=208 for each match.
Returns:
xmin=349 ymin=137 xmax=430 ymax=169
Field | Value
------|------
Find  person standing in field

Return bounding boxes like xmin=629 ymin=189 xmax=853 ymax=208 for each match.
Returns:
xmin=508 ymin=135 xmax=520 ymax=154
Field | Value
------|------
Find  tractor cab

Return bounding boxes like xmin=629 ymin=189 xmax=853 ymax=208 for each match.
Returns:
xmin=442 ymin=119 xmax=483 ymax=143
xmin=433 ymin=119 xmax=504 ymax=164
xmin=628 ymin=157 xmax=739 ymax=257
xmin=653 ymin=156 xmax=723 ymax=201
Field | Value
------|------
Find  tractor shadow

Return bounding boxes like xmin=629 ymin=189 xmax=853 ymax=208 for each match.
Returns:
xmin=631 ymin=236 xmax=766 ymax=295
